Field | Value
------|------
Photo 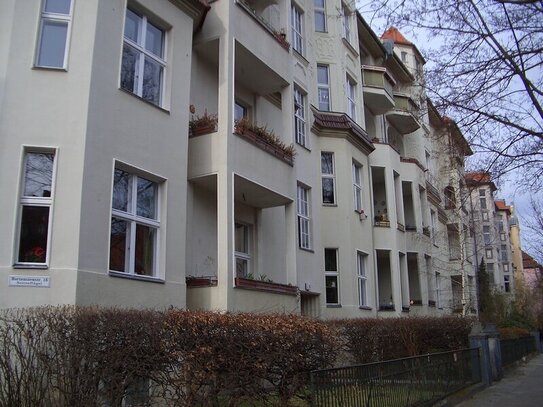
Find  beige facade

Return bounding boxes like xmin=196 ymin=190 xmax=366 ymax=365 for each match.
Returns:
xmin=1 ymin=0 xmax=482 ymax=318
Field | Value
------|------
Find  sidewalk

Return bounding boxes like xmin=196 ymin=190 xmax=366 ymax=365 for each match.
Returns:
xmin=456 ymin=353 xmax=543 ymax=407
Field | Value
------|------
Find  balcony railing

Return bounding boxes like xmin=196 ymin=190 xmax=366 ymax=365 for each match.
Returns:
xmin=362 ymin=66 xmax=395 ymax=99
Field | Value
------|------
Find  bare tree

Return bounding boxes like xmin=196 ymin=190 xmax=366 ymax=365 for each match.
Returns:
xmin=523 ymin=198 xmax=543 ymax=262
xmin=359 ymin=0 xmax=543 ymax=191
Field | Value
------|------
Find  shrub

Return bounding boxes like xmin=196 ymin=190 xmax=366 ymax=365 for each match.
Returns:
xmin=330 ymin=316 xmax=474 ymax=364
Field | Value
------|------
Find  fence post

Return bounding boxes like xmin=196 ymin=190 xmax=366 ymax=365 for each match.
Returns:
xmin=469 ymin=324 xmax=492 ymax=386
xmin=532 ymin=331 xmax=542 ymax=353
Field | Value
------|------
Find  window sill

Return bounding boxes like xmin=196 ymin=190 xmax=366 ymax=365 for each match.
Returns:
xmin=341 ymin=37 xmax=359 ymax=57
xmin=13 ymin=263 xmax=48 ymax=270
xmin=323 ymin=203 xmax=337 ymax=207
xmin=109 ymin=271 xmax=165 ymax=284
xmin=359 ymin=305 xmax=372 ymax=310
xmin=326 ymin=304 xmax=342 ymax=308
xmin=296 ymin=142 xmax=311 ymax=152
xmin=118 ymin=88 xmax=170 ymax=115
xmin=32 ymin=65 xmax=68 ymax=72
xmin=293 ymin=50 xmax=309 ymax=66
xmin=299 ymin=247 xmax=315 ymax=253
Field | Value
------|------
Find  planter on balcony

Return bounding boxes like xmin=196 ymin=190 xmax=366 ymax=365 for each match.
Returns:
xmin=235 ymin=277 xmax=298 ymax=296
xmin=234 ymin=118 xmax=295 ymax=166
xmin=189 ymin=111 xmax=218 ymax=138
xmin=186 ymin=276 xmax=218 ymax=287
xmin=379 ymin=304 xmax=395 ymax=311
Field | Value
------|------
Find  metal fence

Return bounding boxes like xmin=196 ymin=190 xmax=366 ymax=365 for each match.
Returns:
xmin=500 ymin=336 xmax=536 ymax=367
xmin=310 ymin=348 xmax=481 ymax=407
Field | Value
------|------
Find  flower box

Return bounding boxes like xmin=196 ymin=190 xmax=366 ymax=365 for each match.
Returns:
xmin=234 ymin=277 xmax=298 ymax=296
xmin=186 ymin=276 xmax=218 ymax=287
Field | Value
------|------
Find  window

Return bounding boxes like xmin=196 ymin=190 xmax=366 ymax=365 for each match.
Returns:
xmin=503 ymin=263 xmax=509 ymax=272
xmin=352 ymin=161 xmax=362 ymax=212
xmin=16 ymin=151 xmax=56 ymax=265
xmin=401 ymin=51 xmax=408 ymax=63
xmin=294 ymin=87 xmax=307 ymax=147
xmin=121 ymin=8 xmax=165 ymax=107
xmin=485 ymin=248 xmax=493 ymax=259
xmin=482 ymin=211 xmax=489 ymax=221
xmin=321 ymin=152 xmax=335 ymax=204
xmin=357 ymin=251 xmax=368 ymax=306
xmin=317 ymin=64 xmax=330 ymax=111
xmin=234 ymin=101 xmax=247 ymax=122
xmin=500 ymin=232 xmax=506 ymax=241
xmin=35 ymin=0 xmax=73 ymax=68
xmin=346 ymin=75 xmax=356 ymax=120
xmin=325 ymin=248 xmax=339 ymax=305
xmin=235 ymin=223 xmax=251 ymax=278
xmin=479 ymin=189 xmax=487 ymax=210
xmin=297 ymin=185 xmax=311 ymax=249
xmin=314 ymin=0 xmax=326 ymax=32
xmin=501 ymin=245 xmax=507 ymax=261
xmin=341 ymin=3 xmax=351 ymax=42
xmin=435 ymin=272 xmax=442 ymax=308
xmin=110 ymin=168 xmax=160 ymax=277
xmin=291 ymin=4 xmax=304 ymax=54
xmin=430 ymin=209 xmax=437 ymax=244
xmin=504 ymin=275 xmax=510 ymax=293
xmin=483 ymin=225 xmax=491 ymax=245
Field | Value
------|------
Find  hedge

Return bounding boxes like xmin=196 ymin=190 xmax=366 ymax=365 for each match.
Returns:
xmin=0 ymin=307 xmax=337 ymax=407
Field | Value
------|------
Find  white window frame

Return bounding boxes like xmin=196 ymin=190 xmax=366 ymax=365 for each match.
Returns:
xmin=121 ymin=8 xmax=166 ymax=107
xmin=346 ymin=75 xmax=356 ymax=120
xmin=352 ymin=161 xmax=362 ymax=212
xmin=109 ymin=168 xmax=161 ymax=278
xmin=291 ymin=3 xmax=304 ymax=55
xmin=325 ymin=248 xmax=339 ymax=305
xmin=341 ymin=3 xmax=351 ymax=42
xmin=485 ymin=248 xmax=493 ymax=259
xmin=482 ymin=211 xmax=489 ymax=221
xmin=15 ymin=149 xmax=57 ymax=266
xmin=314 ymin=0 xmax=326 ymax=32
xmin=321 ymin=152 xmax=336 ymax=205
xmin=234 ymin=222 xmax=251 ymax=278
xmin=483 ymin=225 xmax=491 ymax=245
xmin=35 ymin=0 xmax=73 ymax=69
xmin=357 ymin=251 xmax=368 ymax=307
xmin=294 ymin=87 xmax=307 ymax=147
xmin=317 ymin=64 xmax=330 ymax=111
xmin=297 ymin=185 xmax=311 ymax=249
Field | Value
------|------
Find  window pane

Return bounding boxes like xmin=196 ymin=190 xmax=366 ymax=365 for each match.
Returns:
xmin=318 ymin=88 xmax=330 ymax=111
xmin=37 ymin=20 xmax=68 ymax=67
xmin=236 ymin=257 xmax=248 ymax=278
xmin=23 ymin=153 xmax=54 ymax=197
xmin=121 ymin=45 xmax=138 ymax=93
xmin=145 ymin=22 xmax=164 ymax=57
xmin=235 ymin=102 xmax=246 ymax=122
xmin=136 ymin=177 xmax=157 ymax=219
xmin=322 ymin=178 xmax=335 ymax=204
xmin=142 ymin=57 xmax=163 ymax=105
xmin=321 ymin=153 xmax=333 ymax=174
xmin=109 ymin=218 xmax=128 ymax=272
xmin=317 ymin=66 xmax=328 ymax=84
xmin=325 ymin=276 xmax=338 ymax=304
xmin=18 ymin=206 xmax=49 ymax=263
xmin=124 ymin=9 xmax=141 ymax=43
xmin=112 ymin=169 xmax=130 ymax=212
xmin=324 ymin=248 xmax=337 ymax=271
xmin=315 ymin=11 xmax=326 ymax=31
xmin=235 ymin=223 xmax=248 ymax=254
xmin=135 ymin=224 xmax=155 ymax=276
xmin=44 ymin=0 xmax=71 ymax=14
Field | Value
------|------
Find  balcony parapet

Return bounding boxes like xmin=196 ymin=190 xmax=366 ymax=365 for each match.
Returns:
xmin=362 ymin=65 xmax=396 ymax=114
xmin=387 ymin=94 xmax=421 ymax=134
xmin=234 ymin=277 xmax=298 ymax=296
xmin=186 ymin=276 xmax=218 ymax=287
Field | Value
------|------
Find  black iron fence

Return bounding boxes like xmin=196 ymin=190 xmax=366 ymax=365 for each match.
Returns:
xmin=310 ymin=348 xmax=481 ymax=407
xmin=500 ymin=336 xmax=536 ymax=367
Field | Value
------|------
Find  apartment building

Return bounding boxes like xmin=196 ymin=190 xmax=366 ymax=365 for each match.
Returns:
xmin=1 ymin=0 xmax=479 ymax=317
xmin=466 ymin=173 xmax=516 ymax=294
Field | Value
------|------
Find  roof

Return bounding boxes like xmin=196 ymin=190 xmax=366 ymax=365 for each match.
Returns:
xmin=381 ymin=27 xmax=426 ymax=64
xmin=522 ymin=250 xmax=543 ymax=270
xmin=381 ymin=26 xmax=412 ymax=45
xmin=495 ymin=199 xmax=512 ymax=214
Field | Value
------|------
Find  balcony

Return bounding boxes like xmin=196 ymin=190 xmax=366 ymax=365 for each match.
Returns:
xmin=362 ymin=65 xmax=395 ymax=114
xmin=387 ymin=94 xmax=421 ymax=134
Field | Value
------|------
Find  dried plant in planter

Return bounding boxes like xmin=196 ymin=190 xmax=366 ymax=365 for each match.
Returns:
xmin=189 ymin=109 xmax=218 ymax=136
xmin=234 ymin=117 xmax=296 ymax=159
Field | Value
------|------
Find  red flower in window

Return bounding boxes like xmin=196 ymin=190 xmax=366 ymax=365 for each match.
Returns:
xmin=24 ymin=246 xmax=45 ymax=263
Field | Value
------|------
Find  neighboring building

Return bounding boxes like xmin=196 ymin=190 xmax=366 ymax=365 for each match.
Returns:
xmin=0 ymin=0 xmax=481 ymax=318
xmin=465 ymin=172 xmax=517 ymax=295
xmin=509 ymin=204 xmax=523 ymax=278
xmin=521 ymin=251 xmax=542 ymax=289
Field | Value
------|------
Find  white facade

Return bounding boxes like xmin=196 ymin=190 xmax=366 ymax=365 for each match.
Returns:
xmin=1 ymin=0 xmax=480 ymax=318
